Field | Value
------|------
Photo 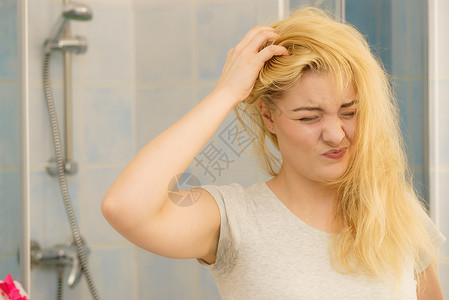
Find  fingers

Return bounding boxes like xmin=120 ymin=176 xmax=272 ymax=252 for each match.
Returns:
xmin=234 ymin=26 xmax=289 ymax=62
xmin=257 ymin=44 xmax=290 ymax=62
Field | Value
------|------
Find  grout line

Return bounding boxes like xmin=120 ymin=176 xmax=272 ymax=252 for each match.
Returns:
xmin=29 ymin=162 xmax=127 ymax=172
xmin=0 ymin=79 xmax=19 ymax=84
xmin=0 ymin=166 xmax=20 ymax=172
xmin=29 ymin=80 xmax=220 ymax=89
xmin=0 ymin=253 xmax=18 ymax=259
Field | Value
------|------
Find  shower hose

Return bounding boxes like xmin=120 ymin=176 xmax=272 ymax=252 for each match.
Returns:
xmin=43 ymin=52 xmax=100 ymax=300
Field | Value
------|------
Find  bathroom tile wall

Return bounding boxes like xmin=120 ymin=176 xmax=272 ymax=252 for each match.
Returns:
xmin=390 ymin=0 xmax=429 ymax=204
xmin=28 ymin=0 xmax=135 ymax=298
xmin=134 ymin=0 xmax=278 ymax=298
xmin=346 ymin=0 xmax=428 ymax=204
xmin=28 ymin=0 xmax=278 ymax=299
xmin=0 ymin=0 xmax=21 ymax=280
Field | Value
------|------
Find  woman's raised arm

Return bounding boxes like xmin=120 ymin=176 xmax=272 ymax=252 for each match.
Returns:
xmin=101 ymin=26 xmax=288 ymax=261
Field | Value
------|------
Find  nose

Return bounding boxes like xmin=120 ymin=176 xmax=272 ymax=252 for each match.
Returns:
xmin=321 ymin=118 xmax=345 ymax=146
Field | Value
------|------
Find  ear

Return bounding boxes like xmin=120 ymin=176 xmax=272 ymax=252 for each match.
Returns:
xmin=258 ymin=99 xmax=276 ymax=134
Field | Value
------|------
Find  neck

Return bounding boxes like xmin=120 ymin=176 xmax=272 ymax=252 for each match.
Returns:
xmin=267 ymin=165 xmax=341 ymax=232
xmin=272 ymin=165 xmax=338 ymax=206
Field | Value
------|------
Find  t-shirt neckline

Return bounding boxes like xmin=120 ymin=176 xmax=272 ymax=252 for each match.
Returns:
xmin=261 ymin=181 xmax=333 ymax=237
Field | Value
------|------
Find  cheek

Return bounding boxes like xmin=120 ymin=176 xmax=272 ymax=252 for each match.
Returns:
xmin=281 ymin=124 xmax=321 ymax=149
xmin=343 ymin=119 xmax=357 ymax=141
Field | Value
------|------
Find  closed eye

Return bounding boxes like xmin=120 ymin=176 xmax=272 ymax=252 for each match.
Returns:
xmin=298 ymin=116 xmax=319 ymax=122
xmin=340 ymin=111 xmax=357 ymax=118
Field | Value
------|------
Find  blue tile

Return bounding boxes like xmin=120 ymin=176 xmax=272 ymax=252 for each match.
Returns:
xmin=28 ymin=84 xmax=64 ymax=168
xmin=393 ymin=79 xmax=410 ymax=144
xmin=0 ymin=170 xmax=20 ymax=255
xmin=87 ymin=246 xmax=136 ymax=300
xmin=196 ymin=2 xmax=257 ymax=80
xmin=409 ymin=79 xmax=425 ymax=168
xmin=412 ymin=168 xmax=427 ymax=208
xmin=136 ymin=86 xmax=195 ymax=150
xmin=0 ymin=82 xmax=19 ymax=168
xmin=0 ymin=0 xmax=18 ymax=80
xmin=0 ymin=255 xmax=20 ymax=282
xmin=83 ymin=87 xmax=133 ymax=164
xmin=137 ymin=249 xmax=197 ymax=299
xmin=346 ymin=0 xmax=392 ymax=74
xmin=135 ymin=4 xmax=193 ymax=84
xmin=377 ymin=0 xmax=392 ymax=74
xmin=30 ymin=170 xmax=80 ymax=247
xmin=407 ymin=0 xmax=426 ymax=78
xmin=391 ymin=0 xmax=408 ymax=77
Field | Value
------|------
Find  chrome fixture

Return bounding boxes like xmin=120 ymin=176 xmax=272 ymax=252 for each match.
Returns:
xmin=30 ymin=238 xmax=90 ymax=288
xmin=40 ymin=2 xmax=99 ymax=299
xmin=44 ymin=3 xmax=92 ymax=54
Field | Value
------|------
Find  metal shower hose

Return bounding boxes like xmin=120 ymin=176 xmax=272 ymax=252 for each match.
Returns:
xmin=43 ymin=52 xmax=100 ymax=300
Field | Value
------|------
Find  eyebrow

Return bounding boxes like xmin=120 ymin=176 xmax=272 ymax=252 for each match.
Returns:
xmin=290 ymin=99 xmax=358 ymax=112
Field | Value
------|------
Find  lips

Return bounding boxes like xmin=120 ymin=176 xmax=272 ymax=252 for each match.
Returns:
xmin=323 ymin=147 xmax=347 ymax=159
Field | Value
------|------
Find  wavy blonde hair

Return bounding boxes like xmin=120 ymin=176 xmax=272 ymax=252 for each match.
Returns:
xmin=234 ymin=6 xmax=445 ymax=291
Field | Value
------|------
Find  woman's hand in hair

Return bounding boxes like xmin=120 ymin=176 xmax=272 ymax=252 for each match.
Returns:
xmin=214 ymin=26 xmax=289 ymax=105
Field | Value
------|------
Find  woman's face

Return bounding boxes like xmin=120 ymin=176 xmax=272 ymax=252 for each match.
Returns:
xmin=260 ymin=70 xmax=357 ymax=183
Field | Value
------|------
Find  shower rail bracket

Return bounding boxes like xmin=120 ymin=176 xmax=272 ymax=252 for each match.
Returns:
xmin=46 ymin=159 xmax=78 ymax=176
xmin=44 ymin=36 xmax=88 ymax=54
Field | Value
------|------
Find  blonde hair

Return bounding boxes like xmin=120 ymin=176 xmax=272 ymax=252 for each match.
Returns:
xmin=234 ymin=6 xmax=446 ymax=291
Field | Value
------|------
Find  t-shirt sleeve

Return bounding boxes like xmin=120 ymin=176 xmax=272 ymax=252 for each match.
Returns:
xmin=196 ymin=183 xmax=247 ymax=273
xmin=416 ymin=209 xmax=447 ymax=273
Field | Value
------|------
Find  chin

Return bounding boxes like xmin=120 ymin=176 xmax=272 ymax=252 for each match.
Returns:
xmin=317 ymin=166 xmax=348 ymax=182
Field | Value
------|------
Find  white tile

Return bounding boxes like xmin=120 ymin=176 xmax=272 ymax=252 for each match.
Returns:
xmin=80 ymin=3 xmax=135 ymax=85
xmin=257 ymin=0 xmax=280 ymax=25
xmin=196 ymin=2 xmax=257 ymax=80
xmin=31 ymin=266 xmax=83 ymax=300
xmin=135 ymin=4 xmax=194 ymax=83
xmin=27 ymin=1 xmax=65 ymax=83
xmin=136 ymin=85 xmax=195 ymax=150
xmin=437 ymin=0 xmax=449 ymax=78
xmin=136 ymin=248 xmax=198 ymax=299
xmin=437 ymin=79 xmax=449 ymax=167
xmin=86 ymin=246 xmax=137 ymax=299
xmin=82 ymin=87 xmax=133 ymax=164
xmin=79 ymin=166 xmax=129 ymax=245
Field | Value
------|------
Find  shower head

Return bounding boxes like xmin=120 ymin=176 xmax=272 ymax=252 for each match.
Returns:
xmin=48 ymin=2 xmax=93 ymax=43
xmin=62 ymin=3 xmax=93 ymax=21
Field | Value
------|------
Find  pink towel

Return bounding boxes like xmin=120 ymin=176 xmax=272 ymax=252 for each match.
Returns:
xmin=0 ymin=274 xmax=29 ymax=300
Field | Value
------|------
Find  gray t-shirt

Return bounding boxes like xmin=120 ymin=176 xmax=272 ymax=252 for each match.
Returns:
xmin=197 ymin=182 xmax=446 ymax=300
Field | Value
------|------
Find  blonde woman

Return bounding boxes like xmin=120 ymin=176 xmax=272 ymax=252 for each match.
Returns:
xmin=102 ymin=7 xmax=446 ymax=299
